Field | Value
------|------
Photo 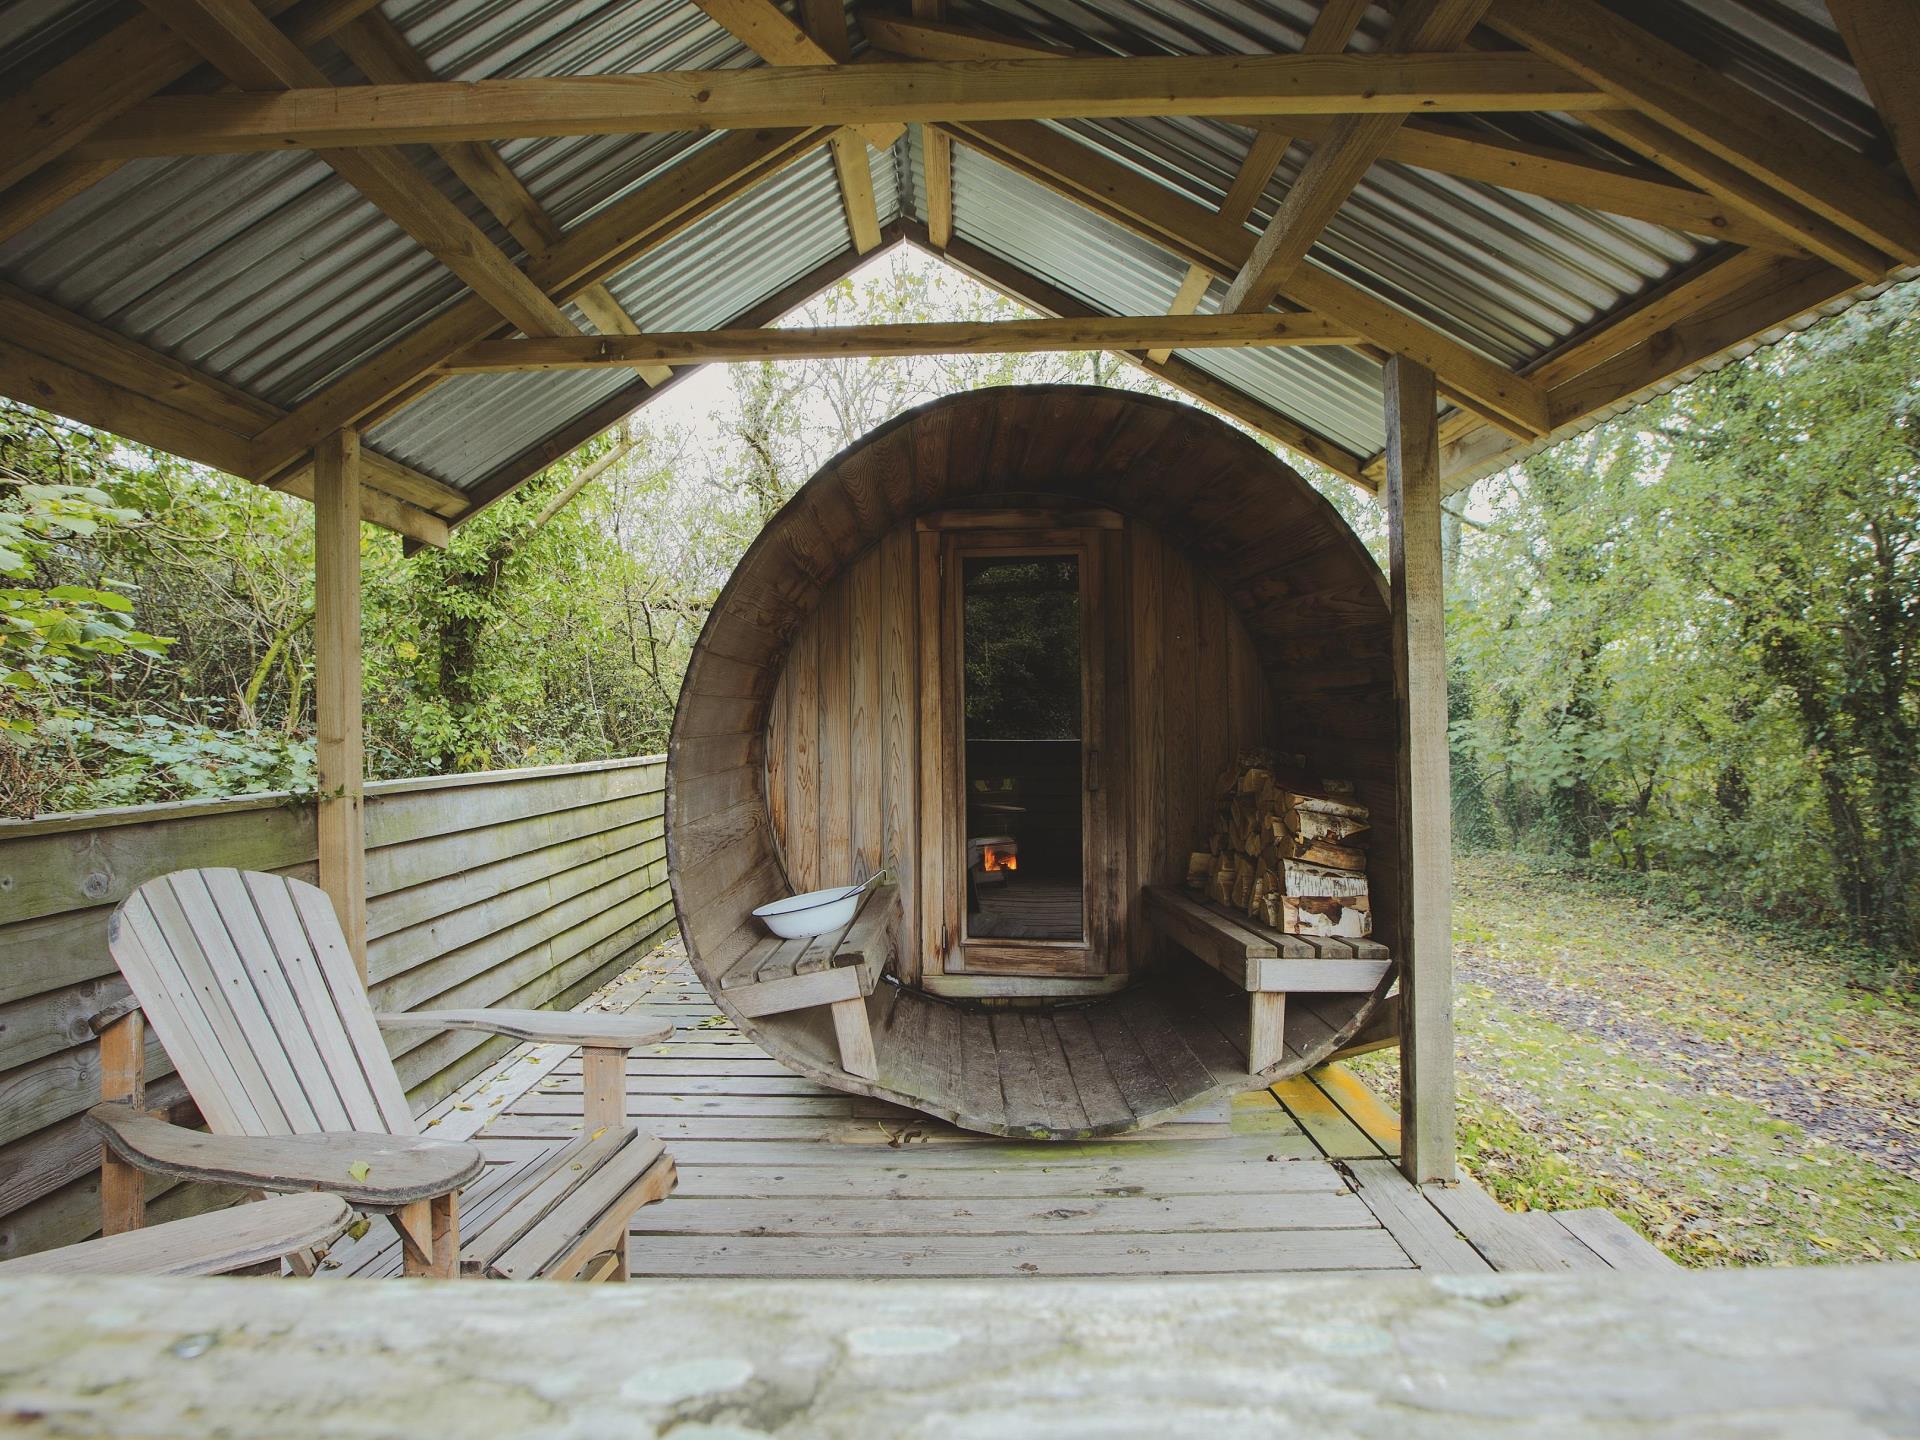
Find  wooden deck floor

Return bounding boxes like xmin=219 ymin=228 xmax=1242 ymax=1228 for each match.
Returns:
xmin=333 ymin=939 xmax=1670 ymax=1279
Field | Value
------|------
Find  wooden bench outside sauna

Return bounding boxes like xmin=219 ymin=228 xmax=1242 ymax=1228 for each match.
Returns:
xmin=90 ymin=868 xmax=679 ymax=1280
xmin=713 ymin=883 xmax=900 ymax=1080
xmin=1144 ymin=887 xmax=1391 ymax=1072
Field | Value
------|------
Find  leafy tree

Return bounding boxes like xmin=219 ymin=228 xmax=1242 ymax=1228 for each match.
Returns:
xmin=1448 ymin=278 xmax=1920 ymax=966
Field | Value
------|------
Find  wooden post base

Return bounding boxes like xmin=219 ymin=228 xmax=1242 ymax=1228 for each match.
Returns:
xmin=392 ymin=1193 xmax=459 ymax=1278
xmin=830 ymin=997 xmax=878 ymax=1080
xmin=1249 ymin=992 xmax=1287 ymax=1073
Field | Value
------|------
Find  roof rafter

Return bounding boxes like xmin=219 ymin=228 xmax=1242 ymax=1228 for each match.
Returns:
xmin=859 ymin=10 xmax=1787 ymax=251
xmin=1824 ymin=0 xmax=1920 ymax=202
xmin=453 ymin=230 xmax=915 ymax=525
xmin=248 ymin=126 xmax=835 ymax=481
xmin=1430 ymin=251 xmax=1860 ymax=492
xmin=442 ymin=312 xmax=1362 ymax=371
xmin=136 ymin=0 xmax=583 ymax=341
xmin=0 ymin=284 xmax=454 ymax=545
xmin=912 ymin=0 xmax=955 ymax=251
xmin=942 ymin=118 xmax=1550 ymax=436
xmin=693 ymin=0 xmax=891 ymax=257
xmin=894 ymin=219 xmax=1372 ymax=488
xmin=1486 ymin=0 xmax=1918 ymax=274
xmin=0 ymin=0 xmax=388 ymax=245
xmin=1223 ymin=0 xmax=1494 ymax=314
xmin=1150 ymin=0 xmax=1371 ymax=363
xmin=74 ymin=53 xmax=1616 ymax=158
xmin=694 ymin=0 xmax=902 ymax=150
xmin=329 ymin=9 xmax=671 ymax=385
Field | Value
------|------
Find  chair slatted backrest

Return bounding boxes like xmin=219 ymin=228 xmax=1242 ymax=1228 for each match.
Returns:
xmin=108 ymin=869 xmax=416 ymax=1138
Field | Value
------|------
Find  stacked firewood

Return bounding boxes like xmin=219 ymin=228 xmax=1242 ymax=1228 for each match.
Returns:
xmin=1185 ymin=754 xmax=1372 ymax=938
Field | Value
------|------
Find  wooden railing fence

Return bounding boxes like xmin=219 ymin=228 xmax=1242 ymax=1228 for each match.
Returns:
xmin=0 ymin=755 xmax=671 ymax=1259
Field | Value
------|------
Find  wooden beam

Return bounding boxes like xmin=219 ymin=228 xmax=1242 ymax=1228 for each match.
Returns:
xmin=912 ymin=0 xmax=954 ymax=250
xmin=801 ymin=0 xmax=886 ymax=254
xmin=1350 ymin=118 xmax=1792 ymax=250
xmin=136 ymin=0 xmax=583 ymax=339
xmin=1150 ymin=0 xmax=1371 ymax=363
xmin=454 ymin=228 xmax=908 ymax=524
xmin=0 ymin=0 xmax=310 ymax=190
xmin=78 ymin=54 xmax=1616 ymax=157
xmin=246 ymin=125 xmax=833 ymax=479
xmin=911 ymin=220 xmax=1373 ymax=489
xmin=445 ymin=312 xmax=1362 ymax=370
xmin=828 ymin=136 xmax=885 ymax=254
xmin=1581 ymin=110 xmax=1887 ymax=284
xmin=313 ymin=429 xmax=368 ymax=982
xmin=1224 ymin=0 xmax=1494 ymax=313
xmin=1432 ymin=251 xmax=1859 ymax=493
xmin=692 ymin=0 xmax=889 ymax=256
xmin=858 ymin=10 xmax=1789 ymax=250
xmin=943 ymin=118 xmax=1550 ymax=436
xmin=1487 ymin=0 xmax=1918 ymax=271
xmin=328 ymin=11 xmax=671 ymax=385
xmin=0 ymin=283 xmax=451 ymax=545
xmin=924 ymin=124 xmax=954 ymax=249
xmin=1826 ymin=0 xmax=1920 ymax=201
xmin=695 ymin=0 xmax=901 ymax=149
xmin=1145 ymin=268 xmax=1214 ymax=365
xmin=1384 ymin=353 xmax=1455 ymax=1184
xmin=0 ymin=0 xmax=391 ymax=245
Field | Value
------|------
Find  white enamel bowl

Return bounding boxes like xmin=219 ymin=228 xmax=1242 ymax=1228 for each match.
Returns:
xmin=752 ymin=884 xmax=864 ymax=940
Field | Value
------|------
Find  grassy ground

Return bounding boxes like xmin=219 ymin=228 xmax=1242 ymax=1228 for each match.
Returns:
xmin=1350 ymin=852 xmax=1920 ymax=1267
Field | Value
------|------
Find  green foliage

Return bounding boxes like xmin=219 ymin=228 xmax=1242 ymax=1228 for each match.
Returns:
xmin=963 ymin=556 xmax=1082 ymax=740
xmin=51 ymin=715 xmax=315 ymax=808
xmin=1448 ymin=278 xmax=1920 ymax=971
xmin=1 ymin=411 xmax=171 ymax=739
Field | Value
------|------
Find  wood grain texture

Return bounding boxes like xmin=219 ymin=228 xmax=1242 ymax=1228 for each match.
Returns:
xmin=312 ymin=430 xmax=367 ymax=981
xmin=1386 ymin=356 xmax=1457 ymax=1184
xmin=0 ymin=1191 xmax=352 ymax=1277
xmin=0 ymin=759 xmax=673 ymax=1260
xmin=671 ymin=387 xmax=1399 ymax=1137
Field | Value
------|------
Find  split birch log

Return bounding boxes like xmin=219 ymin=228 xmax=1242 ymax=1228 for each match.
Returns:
xmin=1186 ymin=755 xmax=1374 ymax=936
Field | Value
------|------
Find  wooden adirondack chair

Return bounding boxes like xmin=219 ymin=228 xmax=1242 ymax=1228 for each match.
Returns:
xmin=1 ymin=1194 xmax=353 ymax=1278
xmin=90 ymin=868 xmax=678 ymax=1280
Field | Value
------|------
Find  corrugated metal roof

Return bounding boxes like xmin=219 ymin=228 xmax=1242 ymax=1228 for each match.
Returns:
xmin=0 ymin=0 xmax=1902 ymax=505
xmin=367 ymin=148 xmax=891 ymax=485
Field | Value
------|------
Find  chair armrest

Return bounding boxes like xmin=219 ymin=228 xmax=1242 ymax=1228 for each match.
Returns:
xmin=88 ymin=1105 xmax=485 ymax=1210
xmin=373 ymin=1009 xmax=674 ymax=1051
xmin=0 ymin=1193 xmax=355 ymax=1277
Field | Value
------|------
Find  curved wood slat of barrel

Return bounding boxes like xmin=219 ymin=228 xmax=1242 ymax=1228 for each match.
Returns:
xmin=667 ymin=386 xmax=1399 ymax=1138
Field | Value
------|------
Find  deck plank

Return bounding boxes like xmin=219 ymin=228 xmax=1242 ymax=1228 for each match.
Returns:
xmin=1341 ymin=1159 xmax=1493 ymax=1275
xmin=1513 ymin=1212 xmax=1618 ymax=1272
xmin=627 ymin=1229 xmax=1413 ymax=1277
xmin=1421 ymin=1175 xmax=1576 ymax=1273
xmin=1553 ymin=1209 xmax=1678 ymax=1272
xmin=634 ymin=1190 xmax=1375 ymax=1236
xmin=436 ymin=938 xmax=1606 ymax=1284
xmin=1270 ymin=1075 xmax=1388 ymax=1159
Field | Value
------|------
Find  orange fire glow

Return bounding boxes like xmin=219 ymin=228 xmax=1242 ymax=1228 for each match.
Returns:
xmin=983 ymin=846 xmax=1018 ymax=873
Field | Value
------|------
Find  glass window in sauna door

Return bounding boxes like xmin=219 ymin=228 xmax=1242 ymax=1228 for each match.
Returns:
xmin=961 ymin=554 xmax=1085 ymax=942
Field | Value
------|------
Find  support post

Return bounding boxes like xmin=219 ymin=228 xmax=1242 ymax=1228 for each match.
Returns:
xmin=1384 ymin=354 xmax=1456 ymax=1183
xmin=97 ymin=1008 xmax=147 ymax=1235
xmin=313 ymin=429 xmax=368 ymax=982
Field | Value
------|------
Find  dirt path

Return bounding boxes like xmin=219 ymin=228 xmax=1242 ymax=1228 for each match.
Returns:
xmin=1460 ymin=945 xmax=1920 ymax=1181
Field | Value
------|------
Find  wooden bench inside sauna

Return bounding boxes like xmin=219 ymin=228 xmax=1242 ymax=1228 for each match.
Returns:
xmin=668 ymin=386 xmax=1400 ymax=1138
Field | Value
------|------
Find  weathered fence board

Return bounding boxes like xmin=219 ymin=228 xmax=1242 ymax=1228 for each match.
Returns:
xmin=0 ymin=756 xmax=672 ymax=1259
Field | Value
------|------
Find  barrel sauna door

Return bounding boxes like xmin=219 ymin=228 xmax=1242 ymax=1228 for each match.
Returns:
xmin=919 ymin=513 xmax=1125 ymax=980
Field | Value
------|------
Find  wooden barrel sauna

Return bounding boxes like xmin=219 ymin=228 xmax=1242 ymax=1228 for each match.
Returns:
xmin=667 ymin=386 xmax=1400 ymax=1138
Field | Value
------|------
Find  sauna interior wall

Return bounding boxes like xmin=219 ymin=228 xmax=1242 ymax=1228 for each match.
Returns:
xmin=765 ymin=512 xmax=1274 ymax=984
